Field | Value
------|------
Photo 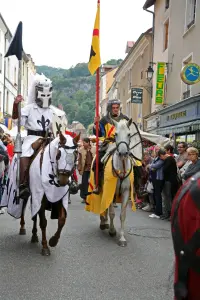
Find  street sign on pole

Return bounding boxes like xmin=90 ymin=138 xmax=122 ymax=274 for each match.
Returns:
xmin=131 ymin=88 xmax=143 ymax=104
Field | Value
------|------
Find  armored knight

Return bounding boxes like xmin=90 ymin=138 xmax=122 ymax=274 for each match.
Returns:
xmin=12 ymin=73 xmax=54 ymax=200
xmin=92 ymin=99 xmax=129 ymax=194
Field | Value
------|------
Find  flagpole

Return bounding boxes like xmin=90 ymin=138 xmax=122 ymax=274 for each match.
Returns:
xmin=5 ymin=21 xmax=24 ymax=205
xmin=95 ymin=67 xmax=100 ymax=188
xmin=15 ymin=59 xmax=22 ymax=204
xmin=17 ymin=60 xmax=22 ymax=131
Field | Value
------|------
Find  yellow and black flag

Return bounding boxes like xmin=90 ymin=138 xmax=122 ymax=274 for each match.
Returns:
xmin=88 ymin=0 xmax=101 ymax=75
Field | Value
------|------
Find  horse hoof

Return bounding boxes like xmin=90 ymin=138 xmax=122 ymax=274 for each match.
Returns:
xmin=41 ymin=248 xmax=50 ymax=256
xmin=31 ymin=235 xmax=39 ymax=243
xmin=118 ymin=240 xmax=127 ymax=247
xmin=109 ymin=230 xmax=117 ymax=237
xmin=100 ymin=224 xmax=109 ymax=230
xmin=19 ymin=228 xmax=26 ymax=235
xmin=49 ymin=236 xmax=58 ymax=247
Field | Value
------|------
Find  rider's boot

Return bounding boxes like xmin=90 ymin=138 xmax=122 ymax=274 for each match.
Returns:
xmin=92 ymin=152 xmax=104 ymax=195
xmin=93 ymin=169 xmax=103 ymax=195
xmin=19 ymin=157 xmax=31 ymax=200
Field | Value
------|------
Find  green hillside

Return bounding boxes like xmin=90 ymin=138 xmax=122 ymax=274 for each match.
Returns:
xmin=36 ymin=59 xmax=122 ymax=128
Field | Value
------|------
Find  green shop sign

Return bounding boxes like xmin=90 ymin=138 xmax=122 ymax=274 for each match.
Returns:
xmin=155 ymin=62 xmax=166 ymax=105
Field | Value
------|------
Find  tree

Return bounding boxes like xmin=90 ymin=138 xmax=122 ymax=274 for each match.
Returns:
xmin=36 ymin=59 xmax=120 ymax=127
xmin=87 ymin=124 xmax=94 ymax=135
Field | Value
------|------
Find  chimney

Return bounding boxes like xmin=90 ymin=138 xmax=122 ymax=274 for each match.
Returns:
xmin=125 ymin=41 xmax=134 ymax=54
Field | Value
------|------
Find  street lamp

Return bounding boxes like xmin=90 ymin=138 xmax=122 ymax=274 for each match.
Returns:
xmin=146 ymin=65 xmax=154 ymax=82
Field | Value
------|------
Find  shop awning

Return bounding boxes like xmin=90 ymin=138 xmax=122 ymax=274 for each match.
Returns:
xmin=139 ymin=130 xmax=169 ymax=145
xmin=157 ymin=120 xmax=200 ymax=135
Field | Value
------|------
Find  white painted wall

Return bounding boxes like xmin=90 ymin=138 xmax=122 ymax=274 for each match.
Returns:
xmin=167 ymin=0 xmax=200 ymax=103
xmin=4 ymin=37 xmax=18 ymax=115
xmin=108 ymin=84 xmax=117 ymax=100
xmin=0 ymin=14 xmax=36 ymax=117
xmin=100 ymin=74 xmax=107 ymax=117
xmin=151 ymin=0 xmax=170 ymax=112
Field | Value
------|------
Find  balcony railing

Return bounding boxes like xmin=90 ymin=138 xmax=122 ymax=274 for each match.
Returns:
xmin=183 ymin=90 xmax=191 ymax=99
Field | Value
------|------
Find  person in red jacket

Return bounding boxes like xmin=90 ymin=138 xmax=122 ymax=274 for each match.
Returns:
xmin=171 ymin=172 xmax=200 ymax=300
xmin=2 ymin=134 xmax=14 ymax=162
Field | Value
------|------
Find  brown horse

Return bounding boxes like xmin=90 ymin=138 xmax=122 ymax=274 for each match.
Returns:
xmin=19 ymin=132 xmax=80 ymax=255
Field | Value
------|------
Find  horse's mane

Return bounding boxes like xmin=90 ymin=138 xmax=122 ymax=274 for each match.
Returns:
xmin=116 ymin=119 xmax=128 ymax=130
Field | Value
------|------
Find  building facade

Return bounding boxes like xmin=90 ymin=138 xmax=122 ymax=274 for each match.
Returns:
xmin=107 ymin=80 xmax=118 ymax=101
xmin=143 ymin=0 xmax=200 ymax=142
xmin=100 ymin=65 xmax=118 ymax=117
xmin=114 ymin=29 xmax=152 ymax=130
xmin=167 ymin=0 xmax=200 ymax=104
xmin=0 ymin=13 xmax=36 ymax=125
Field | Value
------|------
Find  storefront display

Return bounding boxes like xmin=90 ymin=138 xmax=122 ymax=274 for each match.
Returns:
xmin=157 ymin=95 xmax=200 ymax=140
xmin=175 ymin=134 xmax=196 ymax=144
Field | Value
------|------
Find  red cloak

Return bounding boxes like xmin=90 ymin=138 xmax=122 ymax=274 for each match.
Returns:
xmin=65 ymin=130 xmax=78 ymax=182
xmin=171 ymin=174 xmax=200 ymax=300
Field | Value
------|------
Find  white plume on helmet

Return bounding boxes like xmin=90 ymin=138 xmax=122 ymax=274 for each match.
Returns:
xmin=28 ymin=73 xmax=52 ymax=107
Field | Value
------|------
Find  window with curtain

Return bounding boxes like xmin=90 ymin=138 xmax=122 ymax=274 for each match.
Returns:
xmin=165 ymin=0 xmax=170 ymax=9
xmin=163 ymin=19 xmax=169 ymax=51
xmin=185 ymin=0 xmax=196 ymax=30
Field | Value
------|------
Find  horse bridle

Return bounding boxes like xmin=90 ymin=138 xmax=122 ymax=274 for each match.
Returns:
xmin=115 ymin=140 xmax=130 ymax=155
xmin=113 ymin=137 xmax=132 ymax=181
xmin=49 ymin=142 xmax=78 ymax=181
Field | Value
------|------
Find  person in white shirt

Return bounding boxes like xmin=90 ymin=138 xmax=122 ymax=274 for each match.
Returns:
xmin=12 ymin=73 xmax=54 ymax=200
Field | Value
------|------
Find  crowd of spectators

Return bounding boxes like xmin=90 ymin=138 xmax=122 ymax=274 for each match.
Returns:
xmin=136 ymin=142 xmax=200 ymax=220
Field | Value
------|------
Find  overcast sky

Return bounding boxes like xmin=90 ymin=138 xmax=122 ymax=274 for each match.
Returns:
xmin=1 ymin=0 xmax=152 ymax=69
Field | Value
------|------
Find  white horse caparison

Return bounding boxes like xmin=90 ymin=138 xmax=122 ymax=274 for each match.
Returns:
xmin=100 ymin=118 xmax=138 ymax=247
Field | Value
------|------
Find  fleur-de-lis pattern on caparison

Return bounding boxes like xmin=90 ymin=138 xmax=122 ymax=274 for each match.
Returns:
xmin=48 ymin=174 xmax=60 ymax=187
xmin=37 ymin=115 xmax=50 ymax=131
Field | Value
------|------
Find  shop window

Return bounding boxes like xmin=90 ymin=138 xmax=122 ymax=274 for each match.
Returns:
xmin=185 ymin=0 xmax=196 ymax=30
xmin=176 ymin=135 xmax=187 ymax=145
xmin=163 ymin=19 xmax=169 ymax=51
xmin=187 ymin=134 xmax=196 ymax=144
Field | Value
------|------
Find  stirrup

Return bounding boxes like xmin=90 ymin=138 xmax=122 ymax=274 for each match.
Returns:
xmin=93 ymin=187 xmax=101 ymax=195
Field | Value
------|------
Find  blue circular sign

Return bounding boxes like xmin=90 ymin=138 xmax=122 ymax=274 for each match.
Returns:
xmin=180 ymin=63 xmax=200 ymax=85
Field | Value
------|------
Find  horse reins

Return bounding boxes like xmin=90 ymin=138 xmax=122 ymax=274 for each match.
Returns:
xmin=49 ymin=142 xmax=77 ymax=183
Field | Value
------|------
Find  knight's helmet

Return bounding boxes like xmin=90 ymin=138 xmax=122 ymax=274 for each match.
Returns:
xmin=106 ymin=99 xmax=121 ymax=114
xmin=28 ymin=73 xmax=53 ymax=108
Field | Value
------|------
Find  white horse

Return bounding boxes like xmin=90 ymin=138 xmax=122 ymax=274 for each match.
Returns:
xmin=100 ymin=118 xmax=143 ymax=246
xmin=1 ymin=132 xmax=80 ymax=255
